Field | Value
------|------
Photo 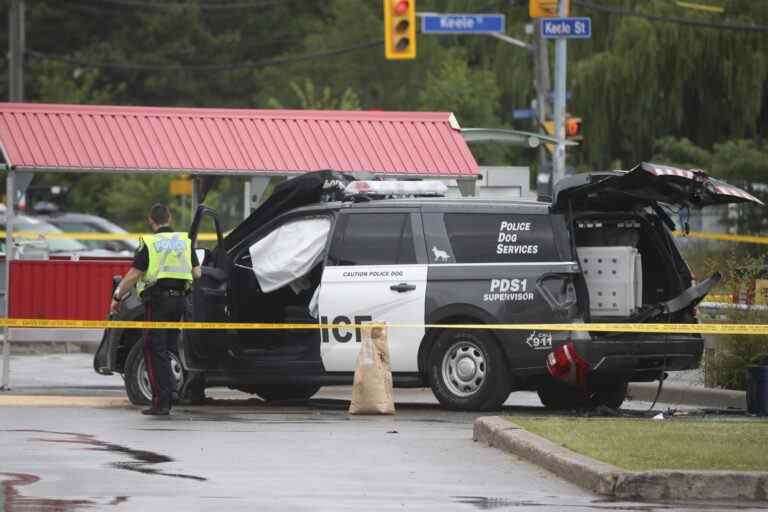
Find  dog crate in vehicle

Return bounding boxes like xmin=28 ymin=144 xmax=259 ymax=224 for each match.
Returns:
xmin=578 ymin=246 xmax=642 ymax=317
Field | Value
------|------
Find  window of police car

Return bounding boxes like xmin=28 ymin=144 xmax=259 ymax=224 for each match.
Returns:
xmin=247 ymin=216 xmax=331 ymax=293
xmin=328 ymin=212 xmax=417 ymax=266
xmin=443 ymin=213 xmax=558 ymax=263
xmin=422 ymin=212 xmax=562 ymax=264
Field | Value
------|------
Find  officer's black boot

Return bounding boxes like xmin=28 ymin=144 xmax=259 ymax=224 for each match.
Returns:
xmin=142 ymin=394 xmax=171 ymax=415
xmin=142 ymin=403 xmax=171 ymax=415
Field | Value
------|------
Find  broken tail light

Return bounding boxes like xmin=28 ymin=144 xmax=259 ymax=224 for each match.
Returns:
xmin=546 ymin=341 xmax=590 ymax=388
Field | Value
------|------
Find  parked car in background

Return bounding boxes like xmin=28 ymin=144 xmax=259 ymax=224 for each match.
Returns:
xmin=33 ymin=211 xmax=138 ymax=256
xmin=0 ymin=212 xmax=123 ymax=258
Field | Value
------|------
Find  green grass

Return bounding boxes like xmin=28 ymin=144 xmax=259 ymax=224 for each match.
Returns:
xmin=510 ymin=417 xmax=768 ymax=471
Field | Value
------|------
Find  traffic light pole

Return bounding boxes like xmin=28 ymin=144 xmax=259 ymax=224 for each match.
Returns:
xmin=9 ymin=0 xmax=25 ymax=102
xmin=3 ymin=0 xmax=23 ymax=391
xmin=552 ymin=0 xmax=568 ymax=186
xmin=534 ymin=19 xmax=551 ymax=194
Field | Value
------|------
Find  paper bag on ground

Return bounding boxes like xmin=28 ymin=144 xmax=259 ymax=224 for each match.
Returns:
xmin=349 ymin=325 xmax=395 ymax=415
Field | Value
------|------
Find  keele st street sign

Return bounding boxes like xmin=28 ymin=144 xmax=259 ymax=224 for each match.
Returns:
xmin=541 ymin=17 xmax=591 ymax=39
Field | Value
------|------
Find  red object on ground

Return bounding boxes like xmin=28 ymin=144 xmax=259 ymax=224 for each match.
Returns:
xmin=0 ymin=103 xmax=478 ymax=178
xmin=9 ymin=260 xmax=132 ymax=320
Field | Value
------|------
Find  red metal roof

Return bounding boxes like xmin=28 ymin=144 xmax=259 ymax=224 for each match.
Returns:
xmin=0 ymin=103 xmax=478 ymax=178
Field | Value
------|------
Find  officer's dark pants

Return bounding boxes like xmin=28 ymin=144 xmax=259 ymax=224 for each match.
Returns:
xmin=143 ymin=291 xmax=185 ymax=410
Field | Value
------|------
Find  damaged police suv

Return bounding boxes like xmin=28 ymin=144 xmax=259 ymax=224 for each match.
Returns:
xmin=95 ymin=164 xmax=762 ymax=411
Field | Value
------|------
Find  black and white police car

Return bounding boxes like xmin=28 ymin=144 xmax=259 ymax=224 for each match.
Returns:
xmin=95 ymin=164 xmax=763 ymax=410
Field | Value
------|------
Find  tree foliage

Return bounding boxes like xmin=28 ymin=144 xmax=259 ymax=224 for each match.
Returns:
xmin=571 ymin=0 xmax=768 ymax=169
xmin=267 ymin=79 xmax=361 ymax=110
xmin=0 ymin=0 xmax=765 ymax=231
xmin=653 ymin=136 xmax=768 ymax=239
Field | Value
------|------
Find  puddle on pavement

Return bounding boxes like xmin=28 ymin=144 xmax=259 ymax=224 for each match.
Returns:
xmin=1 ymin=472 xmax=131 ymax=511
xmin=454 ymin=496 xmax=544 ymax=509
xmin=4 ymin=429 xmax=206 ymax=482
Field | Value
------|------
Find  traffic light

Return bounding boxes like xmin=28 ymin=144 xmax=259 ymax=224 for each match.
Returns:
xmin=541 ymin=118 xmax=581 ymax=152
xmin=566 ymin=116 xmax=582 ymax=139
xmin=542 ymin=120 xmax=555 ymax=154
xmin=543 ymin=120 xmax=555 ymax=136
xmin=384 ymin=0 xmax=416 ymax=60
xmin=542 ymin=117 xmax=581 ymax=138
xmin=529 ymin=0 xmax=570 ymax=18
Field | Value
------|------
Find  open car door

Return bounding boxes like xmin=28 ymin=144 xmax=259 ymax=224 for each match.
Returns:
xmin=552 ymin=162 xmax=764 ymax=212
xmin=552 ymin=162 xmax=763 ymax=323
xmin=181 ymin=205 xmax=228 ymax=371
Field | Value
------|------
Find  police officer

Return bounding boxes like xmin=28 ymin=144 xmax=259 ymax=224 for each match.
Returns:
xmin=110 ymin=204 xmax=201 ymax=415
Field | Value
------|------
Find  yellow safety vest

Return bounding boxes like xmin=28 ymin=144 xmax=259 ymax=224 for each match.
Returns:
xmin=137 ymin=232 xmax=193 ymax=297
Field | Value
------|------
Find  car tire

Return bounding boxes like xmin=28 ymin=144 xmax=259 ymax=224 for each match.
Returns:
xmin=124 ymin=340 xmax=185 ymax=406
xmin=537 ymin=378 xmax=628 ymax=410
xmin=179 ymin=372 xmax=207 ymax=405
xmin=427 ymin=329 xmax=510 ymax=411
xmin=537 ymin=377 xmax=589 ymax=410
xmin=251 ymin=385 xmax=321 ymax=403
xmin=589 ymin=381 xmax=628 ymax=410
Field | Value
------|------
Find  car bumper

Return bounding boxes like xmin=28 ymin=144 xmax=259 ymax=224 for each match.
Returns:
xmin=573 ymin=334 xmax=704 ymax=382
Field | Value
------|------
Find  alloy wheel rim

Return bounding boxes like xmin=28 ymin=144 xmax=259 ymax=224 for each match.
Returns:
xmin=441 ymin=339 xmax=487 ymax=398
xmin=137 ymin=353 xmax=184 ymax=402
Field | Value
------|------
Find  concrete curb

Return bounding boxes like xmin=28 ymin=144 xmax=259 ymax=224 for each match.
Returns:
xmin=474 ymin=416 xmax=768 ymax=502
xmin=628 ymin=382 xmax=746 ymax=409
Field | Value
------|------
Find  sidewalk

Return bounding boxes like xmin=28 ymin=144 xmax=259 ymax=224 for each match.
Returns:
xmin=628 ymin=368 xmax=747 ymax=409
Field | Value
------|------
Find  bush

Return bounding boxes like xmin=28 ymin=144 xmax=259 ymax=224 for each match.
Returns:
xmin=703 ymin=311 xmax=768 ymax=390
xmin=688 ymin=248 xmax=768 ymax=389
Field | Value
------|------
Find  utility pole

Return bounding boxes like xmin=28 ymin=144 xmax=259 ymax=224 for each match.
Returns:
xmin=9 ymin=0 xmax=25 ymax=101
xmin=552 ymin=0 xmax=567 ymax=185
xmin=534 ymin=19 xmax=551 ymax=192
xmin=3 ymin=0 xmax=23 ymax=390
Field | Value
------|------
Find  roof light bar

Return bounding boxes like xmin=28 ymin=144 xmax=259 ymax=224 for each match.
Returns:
xmin=344 ymin=180 xmax=448 ymax=197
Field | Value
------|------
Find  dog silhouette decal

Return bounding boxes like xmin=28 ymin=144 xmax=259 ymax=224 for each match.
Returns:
xmin=431 ymin=246 xmax=450 ymax=262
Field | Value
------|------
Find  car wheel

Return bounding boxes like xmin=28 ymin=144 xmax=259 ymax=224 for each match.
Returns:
xmin=537 ymin=377 xmax=589 ymax=410
xmin=124 ymin=340 xmax=185 ymax=406
xmin=537 ymin=378 xmax=628 ymax=410
xmin=252 ymin=385 xmax=321 ymax=403
xmin=427 ymin=329 xmax=510 ymax=411
xmin=589 ymin=381 xmax=628 ymax=410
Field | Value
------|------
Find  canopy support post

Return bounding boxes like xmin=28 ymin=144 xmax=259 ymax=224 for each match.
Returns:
xmin=456 ymin=177 xmax=477 ymax=197
xmin=244 ymin=176 xmax=271 ymax=218
xmin=1 ymin=168 xmax=15 ymax=391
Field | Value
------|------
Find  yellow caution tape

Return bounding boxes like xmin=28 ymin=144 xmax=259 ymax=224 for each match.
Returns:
xmin=672 ymin=230 xmax=768 ymax=245
xmin=0 ymin=231 xmax=219 ymax=241
xmin=2 ymin=317 xmax=768 ymax=335
xmin=704 ymin=294 xmax=734 ymax=303
xmin=0 ymin=229 xmax=766 ymax=245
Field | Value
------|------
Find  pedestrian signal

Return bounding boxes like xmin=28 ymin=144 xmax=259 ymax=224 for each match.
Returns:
xmin=384 ymin=0 xmax=416 ymax=60
xmin=566 ymin=116 xmax=582 ymax=139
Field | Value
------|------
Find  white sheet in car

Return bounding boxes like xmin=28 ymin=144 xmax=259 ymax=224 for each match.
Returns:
xmin=248 ymin=217 xmax=331 ymax=293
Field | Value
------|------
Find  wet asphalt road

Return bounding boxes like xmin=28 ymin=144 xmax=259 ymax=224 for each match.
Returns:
xmin=0 ymin=403 xmax=594 ymax=512
xmin=0 ymin=354 xmax=765 ymax=511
